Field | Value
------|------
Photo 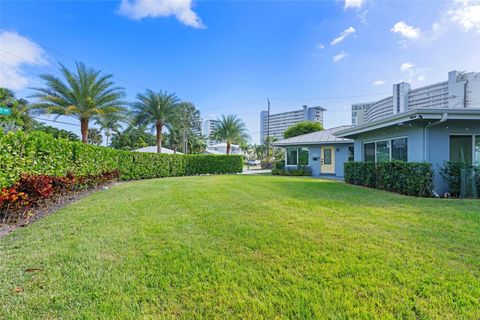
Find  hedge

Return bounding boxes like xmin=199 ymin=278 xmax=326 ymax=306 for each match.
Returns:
xmin=0 ymin=131 xmax=243 ymax=188
xmin=344 ymin=161 xmax=434 ymax=197
xmin=440 ymin=162 xmax=480 ymax=198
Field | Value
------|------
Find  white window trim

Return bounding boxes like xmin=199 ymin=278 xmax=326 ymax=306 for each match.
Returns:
xmin=363 ymin=136 xmax=408 ymax=162
xmin=450 ymin=133 xmax=480 ymax=164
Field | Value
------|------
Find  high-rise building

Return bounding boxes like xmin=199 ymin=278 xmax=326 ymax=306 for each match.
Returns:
xmin=260 ymin=105 xmax=326 ymax=143
xmin=352 ymin=70 xmax=480 ymax=125
xmin=202 ymin=119 xmax=220 ymax=146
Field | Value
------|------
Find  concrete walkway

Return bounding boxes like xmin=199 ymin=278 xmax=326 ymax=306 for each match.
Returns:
xmin=242 ymin=169 xmax=272 ymax=175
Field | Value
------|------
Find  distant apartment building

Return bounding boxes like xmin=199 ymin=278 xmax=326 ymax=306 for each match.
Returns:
xmin=202 ymin=119 xmax=220 ymax=146
xmin=352 ymin=70 xmax=480 ymax=125
xmin=260 ymin=105 xmax=326 ymax=143
xmin=351 ymin=102 xmax=374 ymax=125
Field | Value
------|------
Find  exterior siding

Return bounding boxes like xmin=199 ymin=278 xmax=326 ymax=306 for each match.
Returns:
xmin=285 ymin=144 xmax=351 ymax=178
xmin=352 ymin=120 xmax=480 ymax=194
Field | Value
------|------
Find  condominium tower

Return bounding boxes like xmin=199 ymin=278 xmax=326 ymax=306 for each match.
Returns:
xmin=260 ymin=105 xmax=326 ymax=143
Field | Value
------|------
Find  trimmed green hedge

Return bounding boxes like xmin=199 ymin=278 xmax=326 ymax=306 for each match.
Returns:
xmin=0 ymin=131 xmax=243 ymax=188
xmin=344 ymin=161 xmax=433 ymax=197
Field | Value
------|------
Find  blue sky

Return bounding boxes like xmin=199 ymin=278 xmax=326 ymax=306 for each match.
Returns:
xmin=1 ymin=0 xmax=479 ymax=143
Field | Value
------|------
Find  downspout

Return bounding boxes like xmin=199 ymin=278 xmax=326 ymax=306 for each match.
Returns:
xmin=423 ymin=112 xmax=448 ymax=162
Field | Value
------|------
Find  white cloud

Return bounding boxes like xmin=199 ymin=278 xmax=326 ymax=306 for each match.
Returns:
xmin=358 ymin=10 xmax=368 ymax=24
xmin=448 ymin=0 xmax=480 ymax=33
xmin=331 ymin=27 xmax=356 ymax=45
xmin=333 ymin=51 xmax=349 ymax=62
xmin=118 ymin=0 xmax=205 ymax=29
xmin=391 ymin=21 xmax=421 ymax=39
xmin=316 ymin=43 xmax=325 ymax=49
xmin=372 ymin=80 xmax=386 ymax=86
xmin=417 ymin=75 xmax=425 ymax=81
xmin=0 ymin=31 xmax=48 ymax=90
xmin=344 ymin=0 xmax=365 ymax=10
xmin=400 ymin=62 xmax=414 ymax=72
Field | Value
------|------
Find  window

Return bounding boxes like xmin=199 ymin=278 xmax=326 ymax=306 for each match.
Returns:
xmin=323 ymin=148 xmax=332 ymax=165
xmin=364 ymin=143 xmax=375 ymax=162
xmin=476 ymin=135 xmax=480 ymax=166
xmin=348 ymin=146 xmax=354 ymax=162
xmin=363 ymin=138 xmax=408 ymax=162
xmin=376 ymin=141 xmax=390 ymax=162
xmin=450 ymin=135 xmax=473 ymax=164
xmin=286 ymin=147 xmax=298 ymax=165
xmin=286 ymin=147 xmax=309 ymax=166
xmin=299 ymin=147 xmax=309 ymax=165
xmin=391 ymin=138 xmax=408 ymax=162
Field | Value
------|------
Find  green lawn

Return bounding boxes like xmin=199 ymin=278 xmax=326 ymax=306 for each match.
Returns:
xmin=1 ymin=175 xmax=479 ymax=319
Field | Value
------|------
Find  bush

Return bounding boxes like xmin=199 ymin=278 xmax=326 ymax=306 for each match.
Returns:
xmin=441 ymin=162 xmax=480 ymax=197
xmin=260 ymin=160 xmax=276 ymax=169
xmin=1 ymin=171 xmax=120 ymax=225
xmin=344 ymin=161 xmax=433 ymax=197
xmin=0 ymin=130 xmax=243 ymax=189
xmin=272 ymin=165 xmax=312 ymax=176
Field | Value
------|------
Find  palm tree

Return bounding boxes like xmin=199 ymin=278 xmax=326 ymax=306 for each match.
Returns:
xmin=175 ymin=102 xmax=201 ymax=153
xmin=87 ymin=128 xmax=103 ymax=145
xmin=30 ymin=62 xmax=126 ymax=143
xmin=95 ymin=113 xmax=124 ymax=147
xmin=131 ymin=90 xmax=179 ymax=153
xmin=211 ymin=114 xmax=249 ymax=155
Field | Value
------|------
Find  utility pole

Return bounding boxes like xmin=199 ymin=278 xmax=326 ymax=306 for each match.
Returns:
xmin=266 ymin=98 xmax=270 ymax=160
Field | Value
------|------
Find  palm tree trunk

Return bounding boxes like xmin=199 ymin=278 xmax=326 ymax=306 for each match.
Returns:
xmin=80 ymin=118 xmax=89 ymax=143
xmin=226 ymin=142 xmax=231 ymax=155
xmin=156 ymin=121 xmax=163 ymax=153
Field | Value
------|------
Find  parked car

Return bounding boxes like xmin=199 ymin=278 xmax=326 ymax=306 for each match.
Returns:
xmin=247 ymin=159 xmax=261 ymax=166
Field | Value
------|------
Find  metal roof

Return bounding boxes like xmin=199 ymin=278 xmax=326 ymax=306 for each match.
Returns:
xmin=336 ymin=108 xmax=480 ymax=138
xmin=273 ymin=126 xmax=353 ymax=146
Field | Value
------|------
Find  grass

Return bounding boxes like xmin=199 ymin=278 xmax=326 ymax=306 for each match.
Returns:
xmin=1 ymin=175 xmax=479 ymax=319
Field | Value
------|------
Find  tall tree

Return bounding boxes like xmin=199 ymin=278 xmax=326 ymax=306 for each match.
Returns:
xmin=95 ymin=113 xmax=124 ymax=146
xmin=87 ymin=128 xmax=103 ymax=146
xmin=131 ymin=90 xmax=179 ymax=153
xmin=283 ymin=121 xmax=323 ymax=139
xmin=211 ymin=114 xmax=249 ymax=155
xmin=30 ymin=62 xmax=126 ymax=143
xmin=0 ymin=87 xmax=35 ymax=131
xmin=175 ymin=102 xmax=201 ymax=153
xmin=110 ymin=126 xmax=156 ymax=151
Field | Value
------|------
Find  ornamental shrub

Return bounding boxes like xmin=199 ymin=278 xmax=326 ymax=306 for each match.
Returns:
xmin=441 ymin=162 xmax=480 ymax=197
xmin=272 ymin=165 xmax=311 ymax=176
xmin=344 ymin=161 xmax=433 ymax=197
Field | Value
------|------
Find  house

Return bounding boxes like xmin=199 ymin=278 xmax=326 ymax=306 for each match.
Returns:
xmin=335 ymin=70 xmax=480 ymax=194
xmin=205 ymin=143 xmax=243 ymax=155
xmin=134 ymin=146 xmax=182 ymax=154
xmin=273 ymin=126 xmax=354 ymax=178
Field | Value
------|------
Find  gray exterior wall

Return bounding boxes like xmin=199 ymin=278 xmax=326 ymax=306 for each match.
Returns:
xmin=352 ymin=120 xmax=480 ymax=194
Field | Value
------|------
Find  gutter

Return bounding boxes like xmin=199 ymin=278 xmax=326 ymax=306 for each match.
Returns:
xmin=423 ymin=112 xmax=448 ymax=161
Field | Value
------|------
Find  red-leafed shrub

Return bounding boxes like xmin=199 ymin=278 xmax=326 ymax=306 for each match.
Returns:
xmin=0 ymin=187 xmax=30 ymax=224
xmin=1 ymin=170 xmax=119 ymax=226
xmin=16 ymin=174 xmax=54 ymax=204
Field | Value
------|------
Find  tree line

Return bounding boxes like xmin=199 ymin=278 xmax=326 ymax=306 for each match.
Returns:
xmin=0 ymin=62 xmax=249 ymax=155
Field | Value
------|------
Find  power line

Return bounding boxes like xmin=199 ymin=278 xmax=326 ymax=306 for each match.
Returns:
xmin=32 ymin=117 xmax=81 ymax=127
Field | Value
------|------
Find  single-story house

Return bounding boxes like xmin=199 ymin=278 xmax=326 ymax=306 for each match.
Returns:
xmin=335 ymin=108 xmax=480 ymax=195
xmin=206 ymin=143 xmax=243 ymax=155
xmin=273 ymin=126 xmax=354 ymax=178
xmin=134 ymin=146 xmax=182 ymax=154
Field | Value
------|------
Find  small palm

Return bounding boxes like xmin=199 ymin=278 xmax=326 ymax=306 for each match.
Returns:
xmin=211 ymin=114 xmax=249 ymax=155
xmin=131 ymin=90 xmax=179 ymax=153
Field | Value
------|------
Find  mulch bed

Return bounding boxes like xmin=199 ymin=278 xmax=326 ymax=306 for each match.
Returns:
xmin=0 ymin=183 xmax=119 ymax=239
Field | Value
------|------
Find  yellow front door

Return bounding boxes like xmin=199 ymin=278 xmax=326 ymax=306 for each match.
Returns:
xmin=321 ymin=146 xmax=335 ymax=174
